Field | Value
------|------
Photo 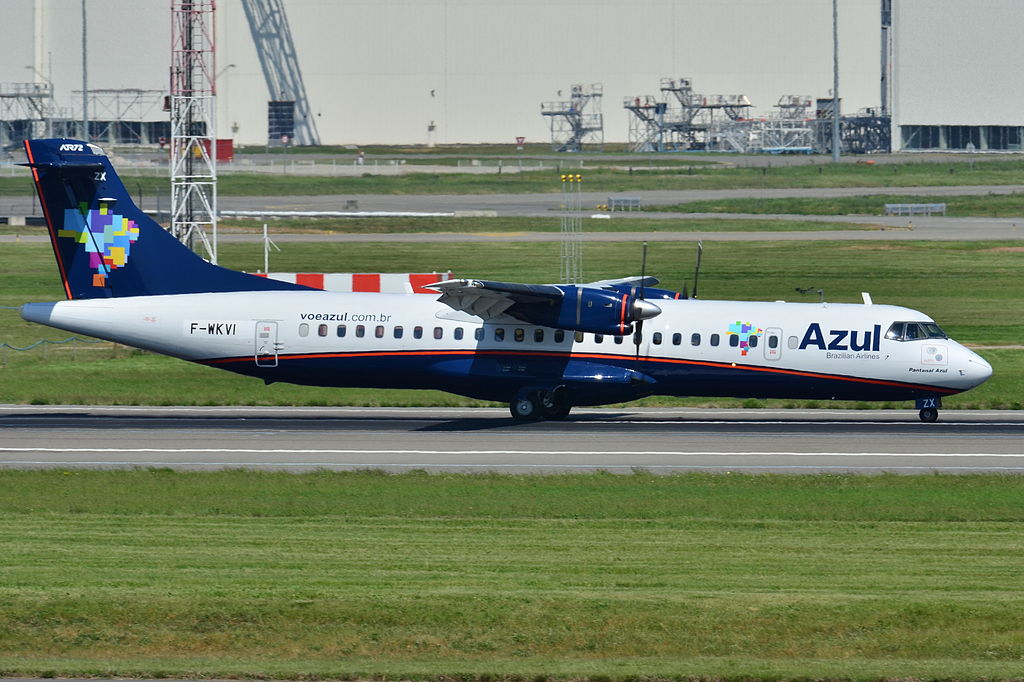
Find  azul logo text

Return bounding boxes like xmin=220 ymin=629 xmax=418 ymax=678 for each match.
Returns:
xmin=799 ymin=323 xmax=881 ymax=352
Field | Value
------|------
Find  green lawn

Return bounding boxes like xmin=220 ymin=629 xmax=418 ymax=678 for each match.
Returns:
xmin=650 ymin=193 xmax=1024 ymax=218
xmin=1 ymin=471 xmax=1023 ymax=681
xmin=6 ymin=156 xmax=1024 ymax=197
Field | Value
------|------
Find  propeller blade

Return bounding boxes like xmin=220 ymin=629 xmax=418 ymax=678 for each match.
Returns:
xmin=692 ymin=240 xmax=703 ymax=299
xmin=639 ymin=242 xmax=648 ymax=301
xmin=635 ymin=241 xmax=649 ymax=360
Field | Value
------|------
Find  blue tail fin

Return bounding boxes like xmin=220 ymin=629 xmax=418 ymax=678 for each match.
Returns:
xmin=23 ymin=138 xmax=310 ymax=299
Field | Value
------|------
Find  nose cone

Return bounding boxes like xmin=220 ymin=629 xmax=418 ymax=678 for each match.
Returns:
xmin=632 ymin=299 xmax=662 ymax=321
xmin=966 ymin=352 xmax=993 ymax=387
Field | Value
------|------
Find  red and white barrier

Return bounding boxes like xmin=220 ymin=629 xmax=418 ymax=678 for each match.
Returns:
xmin=254 ymin=271 xmax=453 ymax=294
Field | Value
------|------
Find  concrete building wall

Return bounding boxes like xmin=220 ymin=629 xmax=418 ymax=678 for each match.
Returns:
xmin=892 ymin=0 xmax=1024 ymax=150
xmin=2 ymin=0 xmax=882 ymax=146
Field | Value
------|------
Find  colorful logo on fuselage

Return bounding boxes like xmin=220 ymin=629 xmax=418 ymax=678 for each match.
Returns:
xmin=728 ymin=321 xmax=763 ymax=356
xmin=58 ymin=201 xmax=140 ymax=288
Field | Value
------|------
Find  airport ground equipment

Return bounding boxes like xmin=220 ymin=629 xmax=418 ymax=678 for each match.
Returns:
xmin=541 ymin=84 xmax=604 ymax=152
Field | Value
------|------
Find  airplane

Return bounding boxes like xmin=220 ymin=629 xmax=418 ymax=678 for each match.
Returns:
xmin=18 ymin=138 xmax=992 ymax=423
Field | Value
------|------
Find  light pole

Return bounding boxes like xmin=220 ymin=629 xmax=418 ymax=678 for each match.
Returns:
xmin=81 ymin=0 xmax=88 ymax=141
xmin=832 ymin=0 xmax=840 ymax=162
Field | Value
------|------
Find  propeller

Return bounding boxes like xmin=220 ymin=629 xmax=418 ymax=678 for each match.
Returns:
xmin=634 ymin=241 xmax=648 ymax=360
xmin=691 ymin=240 xmax=703 ymax=299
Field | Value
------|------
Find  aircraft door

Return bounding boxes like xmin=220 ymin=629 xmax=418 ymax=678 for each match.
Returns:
xmin=763 ymin=327 xmax=782 ymax=361
xmin=255 ymin=321 xmax=279 ymax=367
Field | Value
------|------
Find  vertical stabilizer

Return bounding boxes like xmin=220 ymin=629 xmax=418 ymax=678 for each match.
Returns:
xmin=23 ymin=138 xmax=310 ymax=299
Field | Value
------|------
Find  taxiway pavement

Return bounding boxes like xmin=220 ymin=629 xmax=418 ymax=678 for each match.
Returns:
xmin=2 ymin=406 xmax=1022 ymax=474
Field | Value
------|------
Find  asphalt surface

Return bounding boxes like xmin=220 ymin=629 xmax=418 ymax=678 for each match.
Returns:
xmin=2 ymin=406 xmax=1022 ymax=474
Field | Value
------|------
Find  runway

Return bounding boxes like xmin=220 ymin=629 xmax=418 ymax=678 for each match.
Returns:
xmin=2 ymin=406 xmax=1023 ymax=474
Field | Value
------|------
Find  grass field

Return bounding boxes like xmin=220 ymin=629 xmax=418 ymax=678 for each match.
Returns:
xmin=6 ymin=156 xmax=1024 ymax=197
xmin=650 ymin=193 xmax=1024 ymax=218
xmin=1 ymin=238 xmax=1021 ymax=408
xmin=1 ymin=470 xmax=1023 ymax=681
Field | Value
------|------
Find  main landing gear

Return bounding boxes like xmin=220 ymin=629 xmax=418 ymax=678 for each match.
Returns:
xmin=916 ymin=397 xmax=941 ymax=423
xmin=510 ymin=387 xmax=572 ymax=422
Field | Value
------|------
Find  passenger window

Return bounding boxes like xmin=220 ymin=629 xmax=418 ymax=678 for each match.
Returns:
xmin=710 ymin=333 xmax=720 ymax=347
xmin=614 ymin=335 xmax=623 ymax=345
xmin=495 ymin=328 xmax=505 ymax=341
xmin=434 ymin=327 xmax=443 ymax=340
xmin=514 ymin=328 xmax=525 ymax=342
xmin=534 ymin=329 xmax=544 ymax=342
xmin=375 ymin=325 xmax=384 ymax=338
xmin=594 ymin=334 xmax=604 ymax=344
xmin=672 ymin=333 xmax=682 ymax=346
xmin=336 ymin=324 xmax=346 ymax=337
xmin=356 ymin=325 xmax=365 ymax=338
xmin=652 ymin=332 xmax=662 ymax=345
xmin=413 ymin=326 xmax=423 ymax=339
xmin=748 ymin=335 xmax=758 ymax=348
xmin=788 ymin=336 xmax=799 ymax=349
xmin=298 ymin=323 xmax=309 ymax=337
xmin=454 ymin=327 xmax=464 ymax=340
xmin=574 ymin=331 xmax=584 ymax=343
xmin=394 ymin=326 xmax=403 ymax=339
xmin=474 ymin=327 xmax=484 ymax=341
xmin=318 ymin=324 xmax=328 ymax=337
xmin=729 ymin=334 xmax=739 ymax=347
xmin=768 ymin=335 xmax=779 ymax=349
xmin=555 ymin=329 xmax=565 ymax=343
xmin=691 ymin=333 xmax=700 ymax=346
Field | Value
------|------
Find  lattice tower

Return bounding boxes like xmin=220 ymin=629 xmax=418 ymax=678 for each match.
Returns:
xmin=170 ymin=0 xmax=218 ymax=263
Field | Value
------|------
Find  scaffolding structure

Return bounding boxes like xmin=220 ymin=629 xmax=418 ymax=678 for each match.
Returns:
xmin=623 ymin=77 xmax=751 ymax=152
xmin=559 ymin=173 xmax=583 ymax=284
xmin=541 ymin=84 xmax=604 ymax=152
xmin=72 ymin=88 xmax=168 ymax=144
xmin=816 ymin=107 xmax=891 ymax=155
xmin=0 ymin=82 xmax=60 ymax=148
xmin=169 ymin=0 xmax=218 ymax=263
xmin=711 ymin=95 xmax=816 ymax=154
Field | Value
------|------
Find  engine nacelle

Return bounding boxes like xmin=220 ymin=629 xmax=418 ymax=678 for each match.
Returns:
xmin=521 ymin=286 xmax=661 ymax=335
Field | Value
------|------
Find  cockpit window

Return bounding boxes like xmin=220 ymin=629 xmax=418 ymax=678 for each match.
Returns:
xmin=885 ymin=321 xmax=948 ymax=341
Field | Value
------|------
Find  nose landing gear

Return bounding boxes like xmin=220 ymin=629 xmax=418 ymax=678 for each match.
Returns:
xmin=916 ymin=397 xmax=941 ymax=423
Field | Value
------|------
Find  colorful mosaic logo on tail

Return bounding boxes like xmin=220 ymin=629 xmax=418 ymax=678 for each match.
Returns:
xmin=58 ymin=201 xmax=140 ymax=287
xmin=728 ymin=321 xmax=763 ymax=356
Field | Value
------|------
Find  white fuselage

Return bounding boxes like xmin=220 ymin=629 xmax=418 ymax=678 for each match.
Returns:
xmin=22 ymin=290 xmax=993 ymax=404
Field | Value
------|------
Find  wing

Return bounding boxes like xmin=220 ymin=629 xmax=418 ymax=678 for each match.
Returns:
xmin=425 ymin=279 xmax=562 ymax=322
xmin=424 ymin=278 xmax=661 ymax=335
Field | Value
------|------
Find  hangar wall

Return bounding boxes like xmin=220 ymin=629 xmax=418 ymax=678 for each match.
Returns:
xmin=2 ymin=0 xmax=882 ymax=147
xmin=892 ymin=0 xmax=1024 ymax=151
xmin=216 ymin=0 xmax=880 ymax=146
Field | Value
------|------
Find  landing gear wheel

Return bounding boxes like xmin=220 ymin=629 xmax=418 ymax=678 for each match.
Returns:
xmin=510 ymin=393 xmax=541 ymax=422
xmin=919 ymin=407 xmax=939 ymax=423
xmin=541 ymin=403 xmax=572 ymax=420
